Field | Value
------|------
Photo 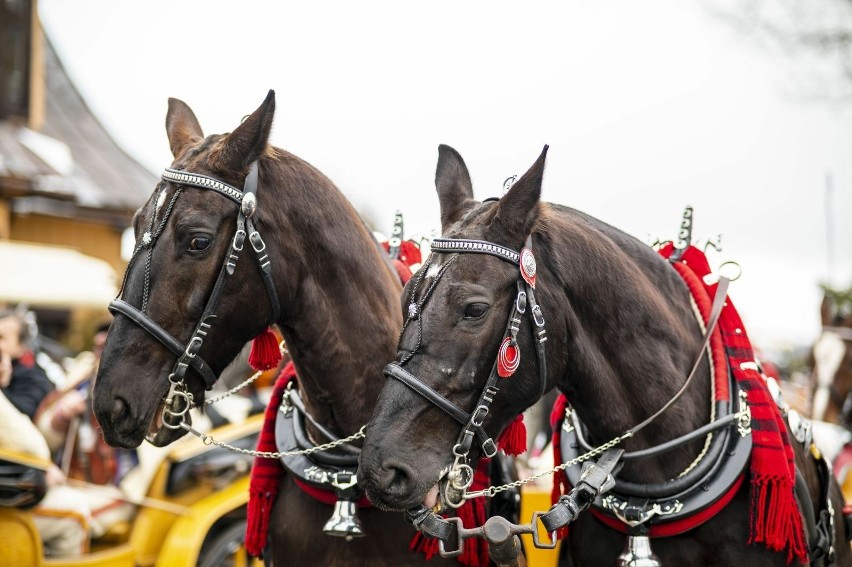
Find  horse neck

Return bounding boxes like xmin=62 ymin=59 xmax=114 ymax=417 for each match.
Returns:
xmin=539 ymin=207 xmax=712 ymax=482
xmin=264 ymin=153 xmax=403 ymax=436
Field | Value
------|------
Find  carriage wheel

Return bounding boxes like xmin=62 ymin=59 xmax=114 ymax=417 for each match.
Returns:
xmin=197 ymin=520 xmax=256 ymax=567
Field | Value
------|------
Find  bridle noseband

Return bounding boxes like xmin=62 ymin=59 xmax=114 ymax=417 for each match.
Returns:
xmin=384 ymin=235 xmax=548 ymax=505
xmin=109 ymin=162 xmax=280 ymax=432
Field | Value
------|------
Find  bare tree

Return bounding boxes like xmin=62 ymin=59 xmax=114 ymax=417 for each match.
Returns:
xmin=705 ymin=0 xmax=852 ymax=100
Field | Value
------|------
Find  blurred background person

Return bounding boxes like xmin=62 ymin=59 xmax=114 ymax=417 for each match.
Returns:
xmin=0 ymin=309 xmax=54 ymax=420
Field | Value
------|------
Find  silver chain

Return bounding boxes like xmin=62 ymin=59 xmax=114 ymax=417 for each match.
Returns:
xmin=183 ymin=339 xmax=369 ymax=458
xmin=463 ymin=432 xmax=631 ymax=499
xmin=204 ymin=369 xmax=263 ymax=405
xmin=181 ymin=420 xmax=366 ymax=459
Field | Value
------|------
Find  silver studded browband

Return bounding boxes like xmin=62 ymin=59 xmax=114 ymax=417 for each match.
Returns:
xmin=429 ymin=238 xmax=519 ymax=265
xmin=161 ymin=168 xmax=243 ymax=204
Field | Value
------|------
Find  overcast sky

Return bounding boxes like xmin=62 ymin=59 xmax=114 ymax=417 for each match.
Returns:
xmin=38 ymin=0 xmax=852 ymax=350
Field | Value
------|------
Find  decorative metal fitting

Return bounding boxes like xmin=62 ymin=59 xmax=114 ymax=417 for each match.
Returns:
xmin=737 ymin=390 xmax=752 ymax=437
xmin=241 ymin=192 xmax=257 ymax=218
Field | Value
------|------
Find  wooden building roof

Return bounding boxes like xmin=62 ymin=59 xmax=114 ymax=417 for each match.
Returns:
xmin=0 ymin=36 xmax=155 ymax=223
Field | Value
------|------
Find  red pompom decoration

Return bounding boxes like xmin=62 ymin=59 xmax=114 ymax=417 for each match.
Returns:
xmin=248 ymin=327 xmax=282 ymax=371
xmin=497 ymin=414 xmax=527 ymax=456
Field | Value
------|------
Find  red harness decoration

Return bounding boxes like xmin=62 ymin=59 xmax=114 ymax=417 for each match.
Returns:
xmin=246 ymin=366 xmax=492 ymax=566
xmin=550 ymin=244 xmax=808 ymax=564
xmin=246 ymin=362 xmax=296 ymax=557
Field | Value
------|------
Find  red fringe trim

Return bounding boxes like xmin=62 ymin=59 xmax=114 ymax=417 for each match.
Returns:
xmin=409 ymin=530 xmax=441 ymax=561
xmin=249 ymin=327 xmax=282 ymax=371
xmin=245 ymin=489 xmax=276 ymax=557
xmin=748 ymin=477 xmax=809 ymax=564
xmin=498 ymin=414 xmax=527 ymax=456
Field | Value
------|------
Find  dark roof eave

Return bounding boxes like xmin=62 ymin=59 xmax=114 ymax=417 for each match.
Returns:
xmin=11 ymin=195 xmax=136 ymax=229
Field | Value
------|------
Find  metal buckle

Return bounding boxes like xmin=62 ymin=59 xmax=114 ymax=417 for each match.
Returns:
xmin=471 ymin=405 xmax=489 ymax=427
xmin=249 ymin=231 xmax=266 ymax=253
xmin=232 ymin=229 xmax=246 ymax=252
xmin=516 ymin=291 xmax=527 ymax=314
xmin=531 ymin=512 xmax=558 ymax=549
xmin=532 ymin=305 xmax=545 ymax=327
xmin=437 ymin=517 xmax=464 ymax=558
xmin=481 ymin=438 xmax=498 ymax=458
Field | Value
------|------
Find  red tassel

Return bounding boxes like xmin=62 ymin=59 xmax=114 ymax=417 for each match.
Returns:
xmin=408 ymin=530 xmax=440 ymax=560
xmin=249 ymin=327 xmax=282 ymax=371
xmin=457 ymin=498 xmax=489 ymax=567
xmin=497 ymin=414 xmax=527 ymax=456
xmin=246 ymin=490 xmax=275 ymax=557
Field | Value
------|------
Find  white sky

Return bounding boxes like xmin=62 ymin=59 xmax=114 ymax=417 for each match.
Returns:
xmin=39 ymin=0 xmax=852 ymax=350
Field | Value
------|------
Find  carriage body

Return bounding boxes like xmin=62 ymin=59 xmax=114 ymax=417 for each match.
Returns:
xmin=0 ymin=415 xmax=262 ymax=567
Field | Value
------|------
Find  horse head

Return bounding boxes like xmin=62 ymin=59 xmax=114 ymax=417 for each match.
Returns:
xmin=360 ymin=145 xmax=554 ymax=511
xmin=93 ymin=91 xmax=281 ymax=448
xmin=811 ymin=285 xmax=852 ymax=423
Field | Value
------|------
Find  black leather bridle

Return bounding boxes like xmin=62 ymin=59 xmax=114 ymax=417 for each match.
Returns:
xmin=384 ymin=235 xmax=548 ymax=498
xmin=109 ymin=162 xmax=280 ymax=430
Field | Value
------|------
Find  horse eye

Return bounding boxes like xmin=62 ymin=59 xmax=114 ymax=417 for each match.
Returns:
xmin=189 ymin=236 xmax=211 ymax=252
xmin=463 ymin=303 xmax=489 ymax=319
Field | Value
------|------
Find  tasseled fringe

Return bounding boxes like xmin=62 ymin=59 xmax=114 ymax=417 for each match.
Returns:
xmin=246 ymin=489 xmax=275 ymax=557
xmin=497 ymin=414 xmax=527 ymax=456
xmin=747 ymin=478 xmax=808 ymax=565
xmin=409 ymin=530 xmax=441 ymax=560
xmin=249 ymin=327 xmax=283 ymax=371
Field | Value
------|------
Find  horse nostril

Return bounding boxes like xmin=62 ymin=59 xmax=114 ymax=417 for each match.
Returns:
xmin=110 ymin=398 xmax=130 ymax=423
xmin=377 ymin=460 xmax=416 ymax=496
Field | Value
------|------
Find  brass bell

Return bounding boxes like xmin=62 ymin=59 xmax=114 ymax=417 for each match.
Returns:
xmin=323 ymin=499 xmax=366 ymax=541
xmin=617 ymin=535 xmax=662 ymax=567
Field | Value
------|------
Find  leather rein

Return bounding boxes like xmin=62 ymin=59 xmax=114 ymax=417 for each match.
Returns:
xmin=109 ymin=162 xmax=280 ymax=434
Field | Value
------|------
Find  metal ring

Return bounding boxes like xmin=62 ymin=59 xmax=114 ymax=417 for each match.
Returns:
xmin=165 ymin=390 xmax=192 ymax=418
xmin=718 ymin=260 xmax=742 ymax=282
xmin=449 ymin=464 xmax=474 ymax=491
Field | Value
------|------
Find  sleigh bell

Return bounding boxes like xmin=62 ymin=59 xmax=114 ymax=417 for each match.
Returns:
xmin=616 ymin=535 xmax=661 ymax=567
xmin=323 ymin=498 xmax=365 ymax=540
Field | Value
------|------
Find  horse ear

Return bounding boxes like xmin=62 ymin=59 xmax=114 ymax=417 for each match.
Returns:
xmin=435 ymin=145 xmax=476 ymax=233
xmin=211 ymin=90 xmax=276 ymax=172
xmin=166 ymin=98 xmax=204 ymax=158
xmin=487 ymin=145 xmax=548 ymax=246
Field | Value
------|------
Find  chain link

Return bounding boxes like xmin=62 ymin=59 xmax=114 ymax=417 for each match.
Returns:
xmin=181 ymin=421 xmax=366 ymax=459
xmin=204 ymin=370 xmax=263 ymax=406
xmin=464 ymin=432 xmax=631 ymax=499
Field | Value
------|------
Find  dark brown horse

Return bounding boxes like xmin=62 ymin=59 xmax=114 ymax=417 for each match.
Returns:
xmin=91 ymin=92 xmax=454 ymax=565
xmin=359 ymin=145 xmax=851 ymax=565
xmin=811 ymin=286 xmax=852 ymax=425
